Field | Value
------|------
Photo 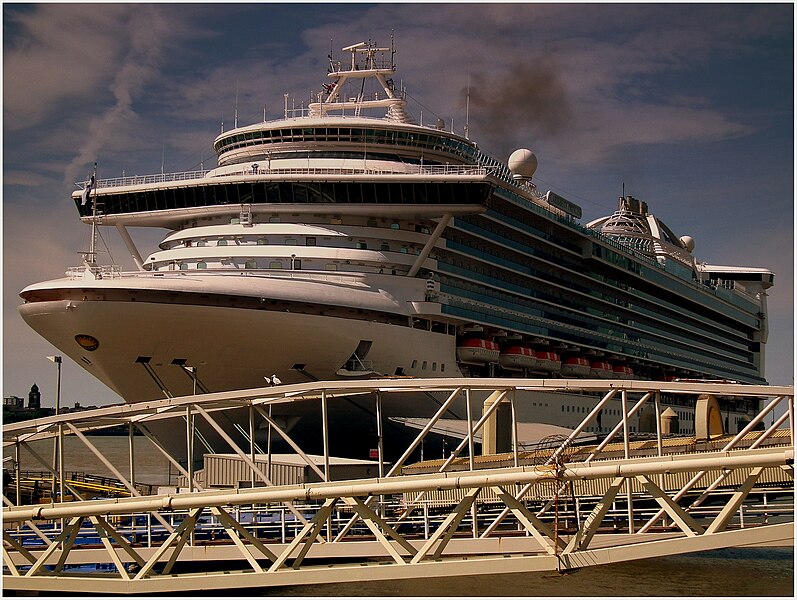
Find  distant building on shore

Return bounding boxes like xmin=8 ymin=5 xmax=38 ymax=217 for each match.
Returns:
xmin=28 ymin=383 xmax=41 ymax=410
xmin=3 ymin=395 xmax=24 ymax=408
xmin=2 ymin=384 xmax=54 ymax=424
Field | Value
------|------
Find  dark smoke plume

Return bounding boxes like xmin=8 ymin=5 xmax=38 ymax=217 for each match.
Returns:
xmin=465 ymin=56 xmax=572 ymax=156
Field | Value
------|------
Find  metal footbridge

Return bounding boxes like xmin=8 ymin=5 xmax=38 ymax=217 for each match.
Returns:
xmin=2 ymin=379 xmax=794 ymax=594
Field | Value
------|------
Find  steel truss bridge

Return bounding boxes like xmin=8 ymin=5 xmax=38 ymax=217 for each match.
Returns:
xmin=2 ymin=378 xmax=794 ymax=594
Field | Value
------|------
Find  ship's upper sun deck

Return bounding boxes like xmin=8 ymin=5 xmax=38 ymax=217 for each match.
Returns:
xmin=213 ymin=117 xmax=480 ymax=168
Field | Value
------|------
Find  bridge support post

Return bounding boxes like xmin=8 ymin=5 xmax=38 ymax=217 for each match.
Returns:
xmin=695 ymin=394 xmax=725 ymax=441
xmin=482 ymin=395 xmax=512 ymax=455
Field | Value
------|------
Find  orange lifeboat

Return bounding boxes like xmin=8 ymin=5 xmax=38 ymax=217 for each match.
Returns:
xmin=535 ymin=350 xmax=562 ymax=372
xmin=612 ymin=365 xmax=634 ymax=379
xmin=499 ymin=346 xmax=538 ymax=371
xmin=456 ymin=338 xmax=500 ymax=364
xmin=590 ymin=360 xmax=614 ymax=378
xmin=560 ymin=356 xmax=591 ymax=377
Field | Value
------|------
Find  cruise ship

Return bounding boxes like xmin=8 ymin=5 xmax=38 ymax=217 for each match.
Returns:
xmin=19 ymin=39 xmax=774 ymax=453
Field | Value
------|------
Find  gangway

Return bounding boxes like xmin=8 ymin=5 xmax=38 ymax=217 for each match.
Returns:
xmin=2 ymin=379 xmax=793 ymax=594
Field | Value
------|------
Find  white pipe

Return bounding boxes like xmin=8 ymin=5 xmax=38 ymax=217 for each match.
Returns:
xmin=7 ymin=447 xmax=791 ymax=523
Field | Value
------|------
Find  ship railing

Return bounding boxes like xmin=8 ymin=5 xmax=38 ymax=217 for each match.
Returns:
xmin=65 ymin=265 xmax=123 ymax=280
xmin=80 ymin=169 xmax=209 ymax=189
xmin=81 ymin=164 xmax=498 ymax=190
xmin=65 ymin=267 xmax=365 ymax=286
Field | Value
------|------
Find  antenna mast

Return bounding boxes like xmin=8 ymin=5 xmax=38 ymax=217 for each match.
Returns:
xmin=87 ymin=162 xmax=98 ymax=267
xmin=234 ymin=80 xmax=239 ymax=128
xmin=465 ymin=69 xmax=471 ymax=139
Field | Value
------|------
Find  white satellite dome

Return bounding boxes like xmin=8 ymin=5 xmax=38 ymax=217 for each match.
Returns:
xmin=680 ymin=235 xmax=695 ymax=252
xmin=508 ymin=148 xmax=538 ymax=179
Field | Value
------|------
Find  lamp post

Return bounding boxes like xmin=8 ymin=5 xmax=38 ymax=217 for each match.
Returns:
xmin=46 ymin=356 xmax=63 ymax=503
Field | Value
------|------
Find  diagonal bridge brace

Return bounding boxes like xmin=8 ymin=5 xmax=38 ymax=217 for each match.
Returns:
xmin=491 ymin=485 xmax=568 ymax=555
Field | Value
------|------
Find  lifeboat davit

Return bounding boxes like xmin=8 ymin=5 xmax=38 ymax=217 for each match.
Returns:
xmin=456 ymin=338 xmax=500 ymax=364
xmin=560 ymin=356 xmax=591 ymax=377
xmin=612 ymin=365 xmax=634 ymax=379
xmin=499 ymin=345 xmax=538 ymax=371
xmin=535 ymin=350 xmax=562 ymax=372
xmin=590 ymin=360 xmax=614 ymax=378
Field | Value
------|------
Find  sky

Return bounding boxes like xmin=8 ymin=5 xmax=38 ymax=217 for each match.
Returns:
xmin=2 ymin=2 xmax=794 ymax=410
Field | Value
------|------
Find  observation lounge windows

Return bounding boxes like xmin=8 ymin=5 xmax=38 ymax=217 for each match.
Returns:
xmin=84 ymin=181 xmax=493 ymax=219
xmin=197 ymin=261 xmax=207 ymax=269
xmin=245 ymin=259 xmax=257 ymax=269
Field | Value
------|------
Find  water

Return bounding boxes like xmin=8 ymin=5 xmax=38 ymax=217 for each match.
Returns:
xmin=14 ymin=433 xmax=174 ymax=486
xmin=9 ymin=437 xmax=794 ymax=596
xmin=261 ymin=547 xmax=794 ymax=597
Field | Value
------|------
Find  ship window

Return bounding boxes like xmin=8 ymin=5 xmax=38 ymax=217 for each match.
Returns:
xmin=441 ymin=363 xmax=445 ymax=372
xmin=391 ymin=222 xmax=400 ymax=230
xmin=432 ymin=362 xmax=437 ymax=372
xmin=400 ymin=246 xmax=408 ymax=254
xmin=269 ymin=216 xmax=281 ymax=223
xmin=292 ymin=259 xmax=302 ymax=270
xmin=356 ymin=241 xmax=367 ymax=249
xmin=411 ymin=360 xmax=418 ymax=368
xmin=179 ymin=263 xmax=189 ymax=270
xmin=306 ymin=237 xmax=316 ymax=246
xmin=257 ymin=238 xmax=268 ymax=245
xmin=245 ymin=260 xmax=257 ymax=269
xmin=380 ymin=242 xmax=390 ymax=251
xmin=197 ymin=240 xmax=206 ymax=247
xmin=285 ymin=238 xmax=297 ymax=245
xmin=367 ymin=218 xmax=378 ymax=227
xmin=422 ymin=361 xmax=427 ymax=370
xmin=197 ymin=261 xmax=207 ymax=269
xmin=270 ymin=261 xmax=283 ymax=269
xmin=218 ymin=239 xmax=228 ymax=246
xmin=325 ymin=263 xmax=337 ymax=271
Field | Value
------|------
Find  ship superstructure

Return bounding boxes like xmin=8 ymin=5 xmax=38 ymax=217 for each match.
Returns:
xmin=19 ymin=39 xmax=774 ymax=444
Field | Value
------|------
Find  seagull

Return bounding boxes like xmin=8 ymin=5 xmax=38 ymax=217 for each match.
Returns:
xmin=263 ymin=376 xmax=271 ymax=385
xmin=271 ymin=374 xmax=282 ymax=386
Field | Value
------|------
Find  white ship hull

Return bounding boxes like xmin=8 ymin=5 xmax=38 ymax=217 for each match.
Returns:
xmin=19 ymin=296 xmax=459 ymax=402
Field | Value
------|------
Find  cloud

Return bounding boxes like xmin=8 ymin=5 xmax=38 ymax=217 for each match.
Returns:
xmin=3 ymin=5 xmax=129 ymax=129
